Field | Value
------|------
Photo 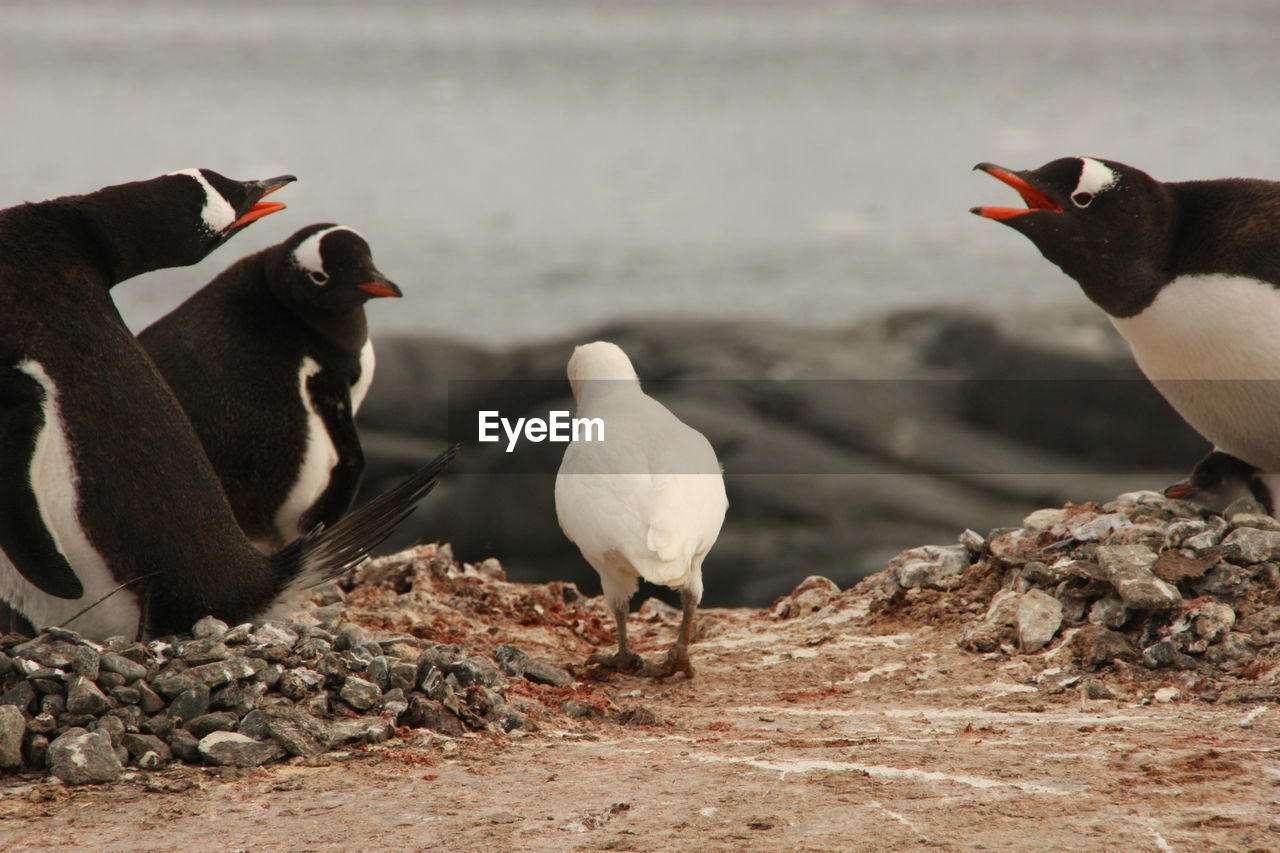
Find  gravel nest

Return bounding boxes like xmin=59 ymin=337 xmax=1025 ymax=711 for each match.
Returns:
xmin=0 ymin=544 xmax=622 ymax=785
xmin=833 ymin=489 xmax=1280 ymax=704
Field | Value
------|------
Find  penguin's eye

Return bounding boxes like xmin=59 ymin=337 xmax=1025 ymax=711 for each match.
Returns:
xmin=309 ymin=271 xmax=329 ymax=285
xmin=1071 ymin=192 xmax=1094 ymax=208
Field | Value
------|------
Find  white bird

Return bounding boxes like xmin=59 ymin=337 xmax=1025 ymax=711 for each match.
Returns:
xmin=555 ymin=341 xmax=728 ymax=678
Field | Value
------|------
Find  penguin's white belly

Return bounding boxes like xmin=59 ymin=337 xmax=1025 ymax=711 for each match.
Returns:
xmin=275 ymin=357 xmax=340 ymax=540
xmin=0 ymin=361 xmax=139 ymax=639
xmin=1110 ymin=274 xmax=1280 ymax=470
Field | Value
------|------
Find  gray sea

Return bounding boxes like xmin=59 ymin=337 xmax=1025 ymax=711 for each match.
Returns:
xmin=3 ymin=0 xmax=1279 ymax=345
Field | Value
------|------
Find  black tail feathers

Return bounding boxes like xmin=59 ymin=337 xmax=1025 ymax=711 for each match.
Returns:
xmin=265 ymin=444 xmax=458 ymax=613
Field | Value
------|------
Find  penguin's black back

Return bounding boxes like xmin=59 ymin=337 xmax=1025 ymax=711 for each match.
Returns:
xmin=140 ymin=246 xmax=365 ymax=548
xmin=139 ymin=224 xmax=390 ymax=549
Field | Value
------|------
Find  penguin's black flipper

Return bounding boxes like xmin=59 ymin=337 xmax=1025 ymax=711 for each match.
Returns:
xmin=298 ymin=367 xmax=366 ymax=534
xmin=0 ymin=365 xmax=84 ymax=600
xmin=264 ymin=444 xmax=458 ymax=612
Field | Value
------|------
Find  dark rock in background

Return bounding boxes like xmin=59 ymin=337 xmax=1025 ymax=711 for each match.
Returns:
xmin=356 ymin=308 xmax=1208 ymax=607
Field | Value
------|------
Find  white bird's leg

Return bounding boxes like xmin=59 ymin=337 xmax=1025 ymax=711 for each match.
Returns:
xmin=587 ymin=602 xmax=644 ymax=673
xmin=646 ymin=586 xmax=697 ymax=679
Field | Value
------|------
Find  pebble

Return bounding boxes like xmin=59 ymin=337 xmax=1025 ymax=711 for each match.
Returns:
xmin=1096 ymin=545 xmax=1181 ymax=611
xmin=339 ymin=677 xmax=382 ymax=711
xmin=48 ymin=728 xmax=122 ymax=784
xmin=1152 ymin=687 xmax=1180 ymax=703
xmin=885 ymin=545 xmax=970 ymax=590
xmin=197 ymin=731 xmax=286 ymax=767
xmin=1219 ymin=527 xmax=1280 ymax=565
xmin=1016 ymin=589 xmax=1063 ymax=653
xmin=0 ymin=705 xmax=25 ymax=768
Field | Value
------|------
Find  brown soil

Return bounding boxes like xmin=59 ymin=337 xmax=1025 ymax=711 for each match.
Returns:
xmin=1 ymin=546 xmax=1277 ymax=852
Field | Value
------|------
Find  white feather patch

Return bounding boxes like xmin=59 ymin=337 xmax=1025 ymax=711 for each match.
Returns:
xmin=0 ymin=361 xmax=140 ymax=639
xmin=292 ymin=225 xmax=365 ymax=280
xmin=274 ymin=357 xmax=340 ymax=542
xmin=1074 ymin=157 xmax=1118 ymax=199
xmin=350 ymin=340 xmax=376 ymax=414
xmin=167 ymin=168 xmax=235 ymax=234
xmin=1110 ymin=273 xmax=1280 ymax=469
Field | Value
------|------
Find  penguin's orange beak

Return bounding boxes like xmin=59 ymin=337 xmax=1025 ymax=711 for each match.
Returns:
xmin=970 ymin=163 xmax=1063 ymax=220
xmin=231 ymin=176 xmax=294 ymax=229
xmin=358 ymin=274 xmax=402 ymax=298
xmin=1163 ymin=483 xmax=1197 ymax=500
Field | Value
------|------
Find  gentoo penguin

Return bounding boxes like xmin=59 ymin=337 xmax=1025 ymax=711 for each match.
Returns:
xmin=972 ymin=157 xmax=1280 ymax=479
xmin=0 ymin=170 xmax=452 ymax=640
xmin=1164 ymin=450 xmax=1277 ymax=514
xmin=554 ymin=341 xmax=727 ymax=678
xmin=139 ymin=224 xmax=402 ymax=553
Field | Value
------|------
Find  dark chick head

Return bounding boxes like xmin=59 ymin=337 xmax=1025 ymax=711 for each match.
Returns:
xmin=971 ymin=157 xmax=1176 ymax=317
xmin=269 ymin=224 xmax=402 ymax=313
xmin=1165 ymin=450 xmax=1266 ymax=512
xmin=80 ymin=169 xmax=294 ymax=280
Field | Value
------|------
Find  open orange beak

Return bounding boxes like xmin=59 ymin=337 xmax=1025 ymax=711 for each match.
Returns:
xmin=231 ymin=175 xmax=295 ymax=229
xmin=970 ymin=163 xmax=1063 ymax=220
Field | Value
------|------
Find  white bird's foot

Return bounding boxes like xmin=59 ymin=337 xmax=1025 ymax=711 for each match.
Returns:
xmin=641 ymin=645 xmax=694 ymax=680
xmin=586 ymin=650 xmax=645 ymax=674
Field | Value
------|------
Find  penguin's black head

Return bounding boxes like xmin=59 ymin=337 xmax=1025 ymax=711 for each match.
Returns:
xmin=271 ymin=223 xmax=402 ymax=313
xmin=971 ymin=157 xmax=1176 ymax=317
xmin=80 ymin=169 xmax=295 ymax=282
xmin=1164 ymin=450 xmax=1267 ymax=513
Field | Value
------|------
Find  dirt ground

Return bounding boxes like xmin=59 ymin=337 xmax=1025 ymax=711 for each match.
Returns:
xmin=0 ymin=550 xmax=1277 ymax=853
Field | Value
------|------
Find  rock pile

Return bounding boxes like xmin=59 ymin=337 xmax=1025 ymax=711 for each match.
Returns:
xmin=0 ymin=545 xmax=581 ymax=784
xmin=865 ymin=490 xmax=1280 ymax=701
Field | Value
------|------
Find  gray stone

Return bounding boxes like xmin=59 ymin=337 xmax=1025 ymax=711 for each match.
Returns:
xmin=1016 ymin=589 xmax=1063 ymax=653
xmin=1141 ymin=639 xmax=1198 ymax=670
xmin=1 ymin=680 xmax=39 ymax=715
xmin=1087 ymin=594 xmax=1129 ymax=630
xmin=339 ymin=677 xmax=382 ymax=711
xmin=197 ymin=731 xmax=286 ymax=767
xmin=13 ymin=638 xmax=76 ymax=669
xmin=1180 ymin=530 xmax=1224 ymax=557
xmin=121 ymin=732 xmax=171 ymax=762
xmin=1096 ymin=545 xmax=1180 ymax=611
xmin=1218 ymin=527 xmax=1280 ymax=565
xmin=388 ymin=661 xmax=418 ymax=692
xmin=151 ymin=669 xmax=198 ymax=699
xmin=1072 ymin=512 xmax=1127 ymax=542
xmin=1070 ymin=625 xmax=1138 ymax=670
xmin=237 ymin=709 xmax=272 ymax=741
xmin=99 ymin=652 xmax=148 ymax=682
xmin=109 ymin=685 xmax=141 ymax=706
xmin=0 ymin=705 xmax=25 ymax=769
xmin=135 ymin=680 xmax=165 ymax=714
xmin=329 ymin=717 xmax=394 ymax=746
xmin=885 ymin=544 xmax=970 ymax=590
xmin=168 ymin=684 xmax=211 ymax=725
xmin=48 ymin=728 xmax=122 ymax=784
xmin=223 ymin=623 xmax=254 ymax=645
xmin=187 ymin=658 xmax=257 ymax=688
xmin=265 ymin=707 xmax=332 ymax=758
xmin=27 ymin=712 xmax=58 ymax=735
xmin=1192 ymin=562 xmax=1265 ymax=603
xmin=494 ymin=644 xmax=528 ymax=677
xmin=93 ymin=713 xmax=125 ymax=747
xmin=167 ymin=728 xmax=201 ymax=763
xmin=185 ymin=712 xmax=240 ymax=739
xmin=177 ymin=639 xmax=233 ymax=665
xmin=72 ymin=645 xmax=101 ymax=681
xmin=137 ymin=750 xmax=164 ymax=770
xmin=277 ymin=669 xmax=313 ymax=701
xmin=257 ymin=663 xmax=285 ymax=688
xmin=24 ymin=734 xmax=49 ymax=769
xmin=66 ymin=676 xmax=112 ymax=715
xmin=366 ymin=656 xmax=391 ymax=691
xmin=448 ymin=656 xmax=506 ymax=690
xmin=251 ymin=622 xmax=300 ymax=648
xmin=523 ymin=660 xmax=573 ymax=688
xmin=1175 ymin=599 xmax=1236 ymax=654
xmin=192 ymin=616 xmax=230 ymax=640
xmin=381 ymin=688 xmax=409 ymax=717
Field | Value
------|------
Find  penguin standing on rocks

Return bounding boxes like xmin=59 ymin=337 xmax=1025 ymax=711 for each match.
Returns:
xmin=555 ymin=341 xmax=727 ymax=678
xmin=0 ymin=170 xmax=453 ymax=640
xmin=140 ymin=224 xmax=402 ymax=553
xmin=973 ymin=157 xmax=1280 ymax=494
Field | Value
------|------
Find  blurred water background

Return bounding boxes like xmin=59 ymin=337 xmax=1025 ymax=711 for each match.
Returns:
xmin=4 ymin=0 xmax=1278 ymax=345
